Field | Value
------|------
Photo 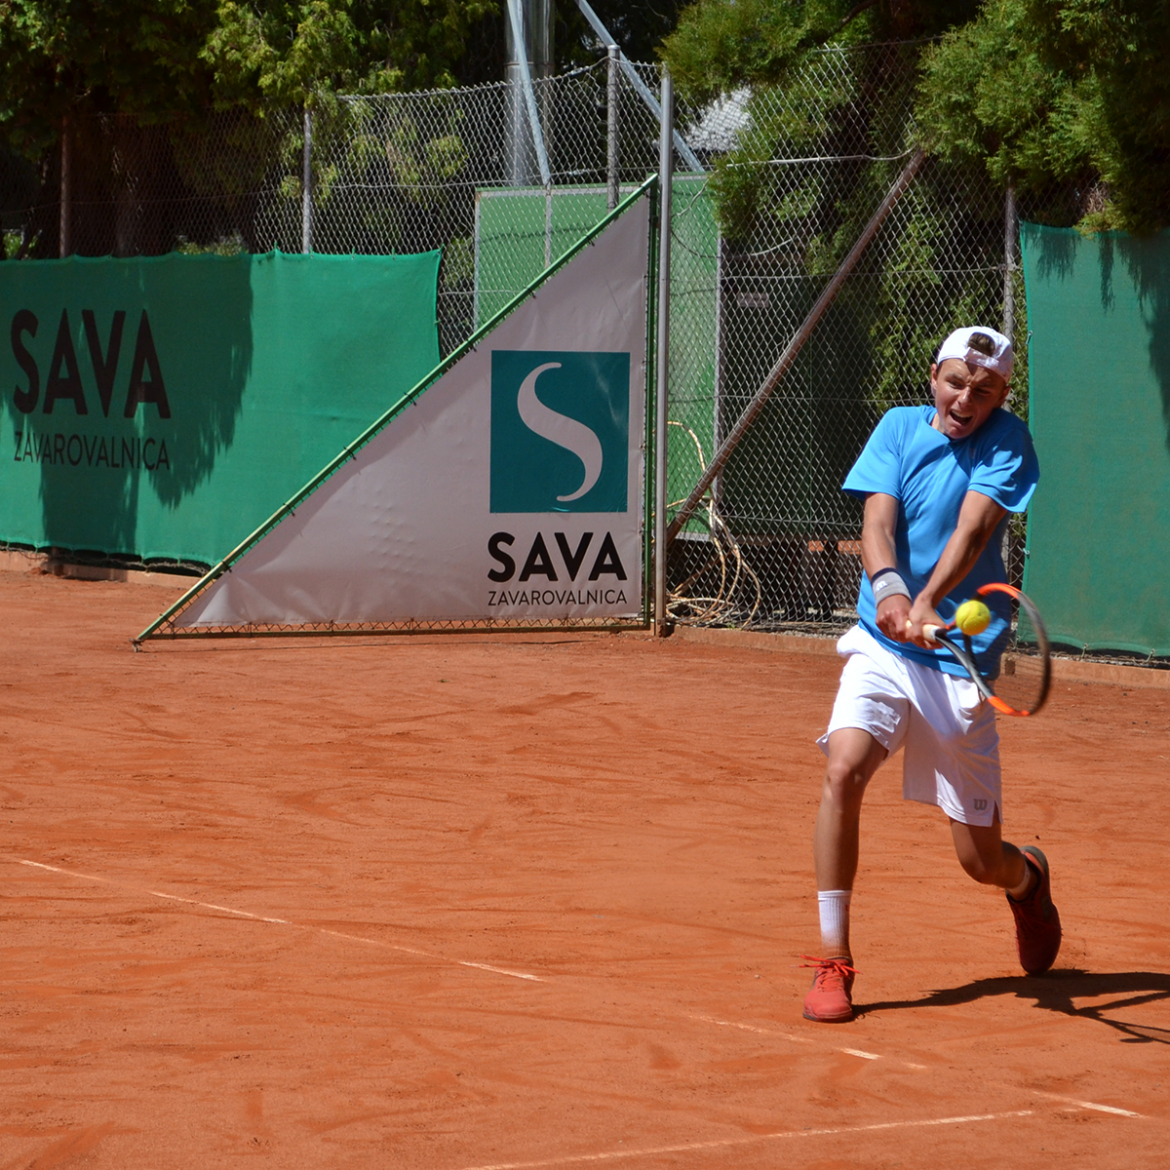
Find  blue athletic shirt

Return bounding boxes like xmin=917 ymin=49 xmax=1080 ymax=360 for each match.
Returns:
xmin=844 ymin=404 xmax=1039 ymax=678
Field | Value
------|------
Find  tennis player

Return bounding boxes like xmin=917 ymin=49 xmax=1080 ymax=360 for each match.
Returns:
xmin=803 ymin=325 xmax=1061 ymax=1023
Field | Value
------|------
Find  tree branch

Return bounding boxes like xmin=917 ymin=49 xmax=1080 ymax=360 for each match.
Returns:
xmin=800 ymin=0 xmax=881 ymax=50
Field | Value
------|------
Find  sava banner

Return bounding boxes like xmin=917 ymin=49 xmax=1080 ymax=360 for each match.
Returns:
xmin=159 ymin=193 xmax=651 ymax=633
xmin=0 ymin=250 xmax=440 ymax=564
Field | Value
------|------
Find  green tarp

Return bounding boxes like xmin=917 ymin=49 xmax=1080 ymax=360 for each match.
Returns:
xmin=0 ymin=249 xmax=440 ymax=565
xmin=1021 ymin=223 xmax=1170 ymax=656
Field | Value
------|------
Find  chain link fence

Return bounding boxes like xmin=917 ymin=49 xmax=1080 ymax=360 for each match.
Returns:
xmin=2 ymin=48 xmax=1026 ymax=633
xmin=662 ymin=43 xmax=1024 ymax=633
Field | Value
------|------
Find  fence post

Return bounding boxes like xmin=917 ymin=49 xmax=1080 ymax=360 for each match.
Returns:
xmin=302 ymin=106 xmax=313 ymax=254
xmin=606 ymin=46 xmax=620 ymax=211
xmin=1003 ymin=182 xmax=1017 ymax=341
xmin=1002 ymin=182 xmax=1020 ymax=572
xmin=654 ymin=71 xmax=674 ymax=637
xmin=59 ymin=115 xmax=71 ymax=258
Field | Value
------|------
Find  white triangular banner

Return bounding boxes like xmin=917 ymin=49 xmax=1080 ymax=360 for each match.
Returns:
xmin=174 ymin=198 xmax=650 ymax=630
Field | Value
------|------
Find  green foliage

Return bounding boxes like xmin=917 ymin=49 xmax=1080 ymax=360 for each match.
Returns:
xmin=663 ymin=13 xmax=1009 ymax=410
xmin=0 ymin=1 xmax=219 ymax=154
xmin=917 ymin=0 xmax=1170 ymax=233
xmin=916 ymin=19 xmax=1062 ymax=190
xmin=704 ymin=44 xmax=910 ymax=243
xmin=0 ymin=0 xmax=499 ymax=157
xmin=0 ymin=0 xmax=500 ymax=256
xmin=664 ymin=0 xmax=870 ymax=101
xmin=176 ymin=231 xmax=246 ymax=253
xmin=667 ymin=0 xmax=1170 ymax=234
xmin=203 ymin=0 xmax=498 ymax=110
xmin=295 ymin=93 xmax=474 ymax=258
xmin=662 ymin=0 xmax=980 ymax=102
xmin=657 ymin=0 xmax=1170 ymax=435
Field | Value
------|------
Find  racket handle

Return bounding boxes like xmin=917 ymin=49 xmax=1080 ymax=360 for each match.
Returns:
xmin=906 ymin=619 xmax=942 ymax=643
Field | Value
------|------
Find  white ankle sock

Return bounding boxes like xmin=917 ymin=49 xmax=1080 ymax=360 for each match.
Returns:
xmin=817 ymin=889 xmax=852 ymax=957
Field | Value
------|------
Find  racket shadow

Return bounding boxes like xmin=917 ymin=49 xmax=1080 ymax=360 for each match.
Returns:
xmin=858 ymin=968 xmax=1170 ymax=1044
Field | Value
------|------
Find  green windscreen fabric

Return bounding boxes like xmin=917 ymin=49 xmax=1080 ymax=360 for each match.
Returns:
xmin=0 ymin=249 xmax=440 ymax=565
xmin=1020 ymin=223 xmax=1170 ymax=656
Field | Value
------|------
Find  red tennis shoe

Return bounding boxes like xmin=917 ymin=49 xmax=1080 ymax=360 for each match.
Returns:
xmin=801 ymin=955 xmax=858 ymax=1022
xmin=1007 ymin=846 xmax=1062 ymax=975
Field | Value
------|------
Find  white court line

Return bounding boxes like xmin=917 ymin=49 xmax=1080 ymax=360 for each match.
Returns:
xmin=1033 ymin=1091 xmax=1145 ymax=1118
xmin=689 ymin=1014 xmax=1144 ymax=1113
xmin=685 ymin=1013 xmax=815 ymax=1043
xmin=687 ymin=1012 xmax=926 ymax=1069
xmin=456 ymin=1110 xmax=1036 ymax=1170
xmin=16 ymin=859 xmax=543 ymax=983
xmin=315 ymin=927 xmax=538 ymax=981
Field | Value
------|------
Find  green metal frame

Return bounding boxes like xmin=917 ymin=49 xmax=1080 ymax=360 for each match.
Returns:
xmin=643 ymin=176 xmax=661 ymax=627
xmin=136 ymin=176 xmax=660 ymax=645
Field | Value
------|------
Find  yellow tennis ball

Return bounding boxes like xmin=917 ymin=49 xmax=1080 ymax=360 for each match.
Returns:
xmin=954 ymin=599 xmax=992 ymax=636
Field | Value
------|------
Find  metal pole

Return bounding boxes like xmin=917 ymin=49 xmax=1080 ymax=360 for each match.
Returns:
xmin=302 ymin=106 xmax=312 ymax=254
xmin=666 ymin=148 xmax=927 ymax=544
xmin=505 ymin=0 xmax=551 ymax=188
xmin=572 ymin=0 xmax=703 ymax=173
xmin=1003 ymin=182 xmax=1017 ymax=341
xmin=1001 ymin=181 xmax=1020 ymax=572
xmin=654 ymin=72 xmax=675 ymax=637
xmin=59 ymin=115 xmax=71 ymax=258
xmin=711 ymin=234 xmax=725 ymax=506
xmin=545 ymin=189 xmax=552 ymax=268
xmin=606 ymin=46 xmax=620 ymax=211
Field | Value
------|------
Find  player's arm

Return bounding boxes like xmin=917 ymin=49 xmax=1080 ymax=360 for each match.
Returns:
xmin=860 ymin=492 xmax=912 ymax=642
xmin=906 ymin=489 xmax=1007 ymax=645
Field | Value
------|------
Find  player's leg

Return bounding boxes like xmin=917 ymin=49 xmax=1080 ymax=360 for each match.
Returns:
xmin=948 ymin=815 xmax=1028 ymax=892
xmin=949 ymin=816 xmax=1061 ymax=974
xmin=814 ymin=727 xmax=890 ymax=943
xmin=804 ymin=727 xmax=888 ymax=1023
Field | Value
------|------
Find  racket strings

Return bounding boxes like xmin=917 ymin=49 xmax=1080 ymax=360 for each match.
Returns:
xmin=994 ymin=599 xmax=1050 ymax=715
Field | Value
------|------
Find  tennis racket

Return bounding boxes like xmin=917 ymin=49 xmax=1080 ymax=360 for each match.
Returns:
xmin=920 ymin=582 xmax=1051 ymax=717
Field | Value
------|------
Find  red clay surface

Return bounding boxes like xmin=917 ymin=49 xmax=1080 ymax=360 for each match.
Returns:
xmin=1 ymin=569 xmax=1168 ymax=1169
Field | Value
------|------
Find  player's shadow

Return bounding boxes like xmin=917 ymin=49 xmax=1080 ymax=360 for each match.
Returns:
xmin=860 ymin=969 xmax=1170 ymax=1044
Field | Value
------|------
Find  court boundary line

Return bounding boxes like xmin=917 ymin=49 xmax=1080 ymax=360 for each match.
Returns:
xmin=14 ymin=858 xmax=544 ymax=983
xmin=686 ymin=1013 xmax=1146 ymax=1117
xmin=686 ymin=1012 xmax=927 ymax=1069
xmin=454 ymin=1109 xmax=1037 ymax=1170
xmin=13 ymin=862 xmax=1150 ymax=1145
xmin=1033 ymin=1091 xmax=1145 ymax=1118
xmin=12 ymin=861 xmax=1153 ymax=1123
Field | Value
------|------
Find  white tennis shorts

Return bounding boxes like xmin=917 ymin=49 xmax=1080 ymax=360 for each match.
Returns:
xmin=817 ymin=625 xmax=1002 ymax=826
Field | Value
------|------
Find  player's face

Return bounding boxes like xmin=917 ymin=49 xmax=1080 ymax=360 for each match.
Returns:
xmin=929 ymin=359 xmax=1009 ymax=440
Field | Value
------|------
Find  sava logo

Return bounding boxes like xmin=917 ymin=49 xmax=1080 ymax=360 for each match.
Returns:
xmin=487 ymin=530 xmax=627 ymax=584
xmin=10 ymin=309 xmax=170 ymax=418
xmin=490 ymin=350 xmax=629 ymax=513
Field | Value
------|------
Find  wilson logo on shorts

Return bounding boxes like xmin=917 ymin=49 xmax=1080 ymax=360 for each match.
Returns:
xmin=490 ymin=350 xmax=629 ymax=514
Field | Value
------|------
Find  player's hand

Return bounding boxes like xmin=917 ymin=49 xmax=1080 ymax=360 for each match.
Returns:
xmin=875 ymin=595 xmax=912 ymax=641
xmin=905 ymin=598 xmax=944 ymax=647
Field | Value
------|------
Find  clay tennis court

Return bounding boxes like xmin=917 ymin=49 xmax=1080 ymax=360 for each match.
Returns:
xmin=2 ymin=568 xmax=1167 ymax=1168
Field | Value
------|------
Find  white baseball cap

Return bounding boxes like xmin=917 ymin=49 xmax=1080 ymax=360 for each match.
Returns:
xmin=935 ymin=326 xmax=1013 ymax=381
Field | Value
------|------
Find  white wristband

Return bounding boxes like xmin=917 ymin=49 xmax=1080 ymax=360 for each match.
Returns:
xmin=871 ymin=568 xmax=911 ymax=604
